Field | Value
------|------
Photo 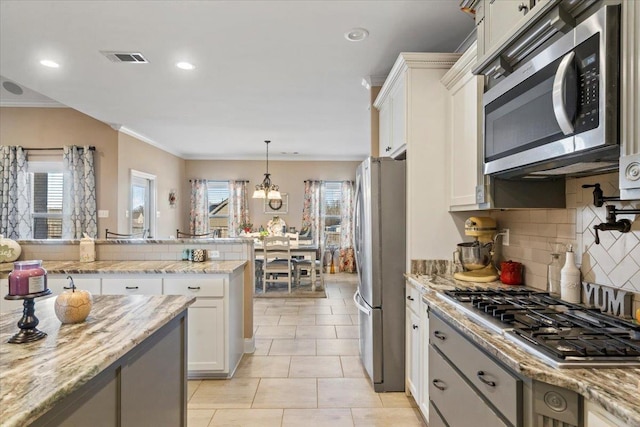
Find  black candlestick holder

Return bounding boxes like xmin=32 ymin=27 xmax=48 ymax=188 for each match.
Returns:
xmin=4 ymin=289 xmax=52 ymax=344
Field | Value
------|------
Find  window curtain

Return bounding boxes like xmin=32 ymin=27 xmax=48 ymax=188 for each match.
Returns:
xmin=228 ymin=180 xmax=249 ymax=237
xmin=339 ymin=180 xmax=356 ymax=273
xmin=189 ymin=179 xmax=209 ymax=235
xmin=301 ymin=180 xmax=323 ymax=247
xmin=0 ymin=146 xmax=32 ymax=239
xmin=62 ymin=145 xmax=97 ymax=239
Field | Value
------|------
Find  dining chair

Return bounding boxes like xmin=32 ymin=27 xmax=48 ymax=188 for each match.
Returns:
xmin=105 ymin=228 xmax=148 ymax=239
xmin=294 ymin=237 xmax=323 ymax=289
xmin=176 ymin=229 xmax=218 ymax=238
xmin=262 ymin=235 xmax=295 ymax=293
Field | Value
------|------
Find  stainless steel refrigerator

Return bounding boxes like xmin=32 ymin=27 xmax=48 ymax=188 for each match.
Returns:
xmin=352 ymin=157 xmax=406 ymax=392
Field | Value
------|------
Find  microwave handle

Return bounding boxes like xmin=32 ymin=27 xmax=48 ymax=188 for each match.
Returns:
xmin=552 ymin=51 xmax=576 ymax=135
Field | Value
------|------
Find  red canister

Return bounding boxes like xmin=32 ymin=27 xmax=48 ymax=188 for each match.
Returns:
xmin=8 ymin=260 xmax=48 ymax=296
xmin=500 ymin=261 xmax=523 ymax=285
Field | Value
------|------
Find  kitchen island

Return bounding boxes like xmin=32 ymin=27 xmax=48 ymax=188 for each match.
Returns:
xmin=408 ymin=273 xmax=640 ymax=426
xmin=0 ymin=294 xmax=194 ymax=427
xmin=1 ymin=259 xmax=248 ymax=379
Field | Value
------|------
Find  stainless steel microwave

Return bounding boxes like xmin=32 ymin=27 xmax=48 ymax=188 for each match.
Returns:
xmin=483 ymin=4 xmax=620 ymax=178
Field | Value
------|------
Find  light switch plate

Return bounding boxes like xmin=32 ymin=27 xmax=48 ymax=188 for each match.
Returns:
xmin=208 ymin=250 xmax=220 ymax=259
xmin=98 ymin=210 xmax=109 ymax=218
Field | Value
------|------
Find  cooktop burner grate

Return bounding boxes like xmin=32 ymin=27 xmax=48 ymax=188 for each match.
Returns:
xmin=438 ymin=287 xmax=640 ymax=368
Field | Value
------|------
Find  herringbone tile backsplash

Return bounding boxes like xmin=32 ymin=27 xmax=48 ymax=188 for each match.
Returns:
xmin=487 ymin=172 xmax=640 ymax=312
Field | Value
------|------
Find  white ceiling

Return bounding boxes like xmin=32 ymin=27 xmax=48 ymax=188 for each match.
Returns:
xmin=0 ymin=1 xmax=473 ymax=161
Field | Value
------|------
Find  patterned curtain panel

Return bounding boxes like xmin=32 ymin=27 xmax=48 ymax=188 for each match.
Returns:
xmin=228 ymin=180 xmax=249 ymax=237
xmin=339 ymin=180 xmax=356 ymax=273
xmin=62 ymin=145 xmax=97 ymax=239
xmin=190 ymin=179 xmax=209 ymax=235
xmin=0 ymin=146 xmax=32 ymax=239
xmin=301 ymin=180 xmax=323 ymax=247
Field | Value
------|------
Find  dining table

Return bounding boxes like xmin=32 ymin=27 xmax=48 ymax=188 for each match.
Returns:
xmin=253 ymin=240 xmax=322 ymax=291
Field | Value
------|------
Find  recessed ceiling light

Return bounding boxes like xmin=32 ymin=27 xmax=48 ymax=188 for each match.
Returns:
xmin=176 ymin=61 xmax=195 ymax=70
xmin=2 ymin=81 xmax=23 ymax=95
xmin=344 ymin=28 xmax=369 ymax=42
xmin=40 ymin=59 xmax=60 ymax=68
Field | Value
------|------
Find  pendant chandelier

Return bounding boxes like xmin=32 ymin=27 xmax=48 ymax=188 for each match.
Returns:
xmin=252 ymin=140 xmax=281 ymax=200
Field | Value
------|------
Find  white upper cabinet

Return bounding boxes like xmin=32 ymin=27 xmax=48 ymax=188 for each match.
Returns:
xmin=471 ymin=0 xmax=550 ymax=60
xmin=441 ymin=42 xmax=485 ymax=211
xmin=375 ymin=71 xmax=406 ymax=159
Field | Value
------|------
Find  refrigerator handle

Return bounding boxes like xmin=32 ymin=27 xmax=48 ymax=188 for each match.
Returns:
xmin=353 ymin=290 xmax=371 ymax=316
xmin=352 ymin=174 xmax=363 ymax=285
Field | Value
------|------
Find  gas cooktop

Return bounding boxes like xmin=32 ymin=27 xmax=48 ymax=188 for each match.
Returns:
xmin=437 ymin=287 xmax=640 ymax=368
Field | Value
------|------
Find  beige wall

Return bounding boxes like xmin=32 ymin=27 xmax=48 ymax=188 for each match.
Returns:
xmin=0 ymin=107 xmax=119 ymax=234
xmin=0 ymin=107 xmax=187 ymax=239
xmin=185 ymin=160 xmax=360 ymax=233
xmin=117 ymin=133 xmax=185 ymax=238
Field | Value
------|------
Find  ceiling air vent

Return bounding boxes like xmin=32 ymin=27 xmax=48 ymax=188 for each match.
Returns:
xmin=100 ymin=51 xmax=149 ymax=63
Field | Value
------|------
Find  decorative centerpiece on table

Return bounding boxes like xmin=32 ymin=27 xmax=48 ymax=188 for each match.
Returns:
xmin=267 ymin=216 xmax=287 ymax=236
xmin=239 ymin=222 xmax=253 ymax=234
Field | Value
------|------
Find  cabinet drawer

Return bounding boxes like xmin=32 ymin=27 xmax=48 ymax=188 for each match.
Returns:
xmin=428 ymin=401 xmax=447 ymax=427
xmin=405 ymin=283 xmax=420 ymax=313
xmin=48 ymin=276 xmax=101 ymax=295
xmin=101 ymin=277 xmax=163 ymax=295
xmin=429 ymin=345 xmax=508 ymax=427
xmin=430 ymin=313 xmax=521 ymax=426
xmin=164 ymin=277 xmax=225 ymax=297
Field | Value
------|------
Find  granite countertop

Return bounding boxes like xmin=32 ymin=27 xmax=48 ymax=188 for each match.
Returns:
xmin=0 ymin=260 xmax=247 ymax=276
xmin=0 ymin=294 xmax=195 ymax=427
xmin=408 ymin=274 xmax=640 ymax=426
xmin=16 ymin=238 xmax=252 ymax=244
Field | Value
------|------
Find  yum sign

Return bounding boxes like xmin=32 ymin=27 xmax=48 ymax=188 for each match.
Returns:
xmin=581 ymin=282 xmax=632 ymax=318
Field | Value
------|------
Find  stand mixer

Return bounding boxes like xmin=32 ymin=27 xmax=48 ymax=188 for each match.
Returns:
xmin=453 ymin=217 xmax=500 ymax=282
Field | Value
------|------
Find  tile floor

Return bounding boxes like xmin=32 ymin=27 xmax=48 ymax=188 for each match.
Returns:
xmin=187 ymin=273 xmax=426 ymax=427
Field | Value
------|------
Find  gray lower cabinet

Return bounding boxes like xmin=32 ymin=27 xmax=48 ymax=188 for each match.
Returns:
xmin=429 ymin=310 xmax=518 ymax=427
xmin=31 ymin=311 xmax=188 ymax=427
xmin=430 ymin=345 xmax=508 ymax=427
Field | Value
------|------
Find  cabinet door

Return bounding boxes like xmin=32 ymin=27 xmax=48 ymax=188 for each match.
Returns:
xmin=487 ymin=0 xmax=529 ymax=50
xmin=419 ymin=302 xmax=430 ymax=420
xmin=379 ymin=101 xmax=392 ymax=156
xmin=188 ymin=298 xmax=225 ymax=372
xmin=101 ymin=277 xmax=163 ymax=295
xmin=449 ymin=69 xmax=484 ymax=209
xmin=406 ymin=308 xmax=421 ymax=399
xmin=390 ymin=75 xmax=406 ymax=158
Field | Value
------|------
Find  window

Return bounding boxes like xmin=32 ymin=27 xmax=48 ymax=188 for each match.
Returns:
xmin=323 ymin=181 xmax=342 ymax=247
xmin=207 ymin=181 xmax=230 ymax=236
xmin=29 ymin=162 xmax=63 ymax=239
xmin=130 ymin=170 xmax=156 ymax=237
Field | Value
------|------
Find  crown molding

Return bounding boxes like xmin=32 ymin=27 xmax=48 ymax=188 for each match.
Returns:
xmin=373 ymin=52 xmax=462 ymax=108
xmin=118 ymin=126 xmax=184 ymax=158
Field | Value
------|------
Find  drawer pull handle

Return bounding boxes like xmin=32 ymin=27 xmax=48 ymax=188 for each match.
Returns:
xmin=125 ymin=286 xmax=139 ymax=290
xmin=477 ymin=371 xmax=496 ymax=387
xmin=432 ymin=379 xmax=447 ymax=391
xmin=434 ymin=331 xmax=446 ymax=341
xmin=407 ymin=296 xmax=414 ymax=301
xmin=412 ymin=324 xmax=418 ymax=330
xmin=188 ymin=286 xmax=201 ymax=290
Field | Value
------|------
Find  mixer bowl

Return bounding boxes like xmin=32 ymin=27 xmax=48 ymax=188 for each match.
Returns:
xmin=457 ymin=242 xmax=492 ymax=271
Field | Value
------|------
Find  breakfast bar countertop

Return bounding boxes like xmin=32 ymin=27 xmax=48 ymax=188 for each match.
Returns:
xmin=0 ymin=260 xmax=247 ymax=277
xmin=0 ymin=294 xmax=195 ymax=427
xmin=408 ymin=273 xmax=640 ymax=426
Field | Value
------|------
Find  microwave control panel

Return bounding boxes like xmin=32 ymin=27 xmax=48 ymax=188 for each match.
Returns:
xmin=574 ymin=34 xmax=600 ymax=133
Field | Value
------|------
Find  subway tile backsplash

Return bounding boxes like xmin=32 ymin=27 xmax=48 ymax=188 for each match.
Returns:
xmin=485 ymin=172 xmax=640 ymax=312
